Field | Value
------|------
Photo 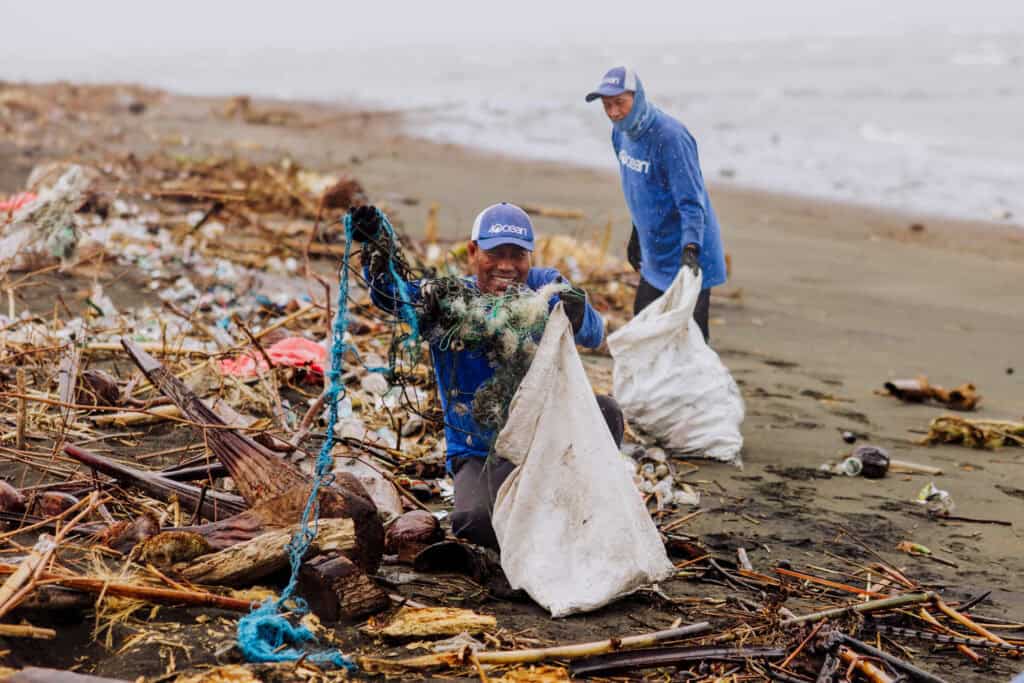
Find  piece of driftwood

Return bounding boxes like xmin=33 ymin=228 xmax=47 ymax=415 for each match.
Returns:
xmin=570 ymin=646 xmax=786 ymax=677
xmin=178 ymin=518 xmax=355 ymax=586
xmin=121 ymin=338 xmax=384 ymax=571
xmin=64 ymin=444 xmax=245 ymax=521
xmin=363 ymin=606 xmax=496 ymax=639
xmin=298 ymin=552 xmax=389 ymax=622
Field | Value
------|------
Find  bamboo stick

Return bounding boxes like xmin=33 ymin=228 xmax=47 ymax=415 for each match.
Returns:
xmin=0 ymin=623 xmax=56 ymax=639
xmin=933 ymin=597 xmax=1012 ymax=647
xmin=361 ymin=622 xmax=711 ymax=671
xmin=780 ymin=592 xmax=934 ymax=627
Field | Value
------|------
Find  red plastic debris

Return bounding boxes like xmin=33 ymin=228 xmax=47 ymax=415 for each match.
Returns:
xmin=0 ymin=192 xmax=37 ymax=213
xmin=219 ymin=336 xmax=326 ymax=379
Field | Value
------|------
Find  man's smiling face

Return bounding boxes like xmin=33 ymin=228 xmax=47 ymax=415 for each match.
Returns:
xmin=468 ymin=242 xmax=531 ymax=294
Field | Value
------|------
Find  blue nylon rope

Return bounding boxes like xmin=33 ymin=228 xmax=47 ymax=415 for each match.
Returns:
xmin=235 ymin=209 xmax=418 ymax=669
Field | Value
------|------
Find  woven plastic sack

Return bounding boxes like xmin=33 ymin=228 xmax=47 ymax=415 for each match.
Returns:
xmin=491 ymin=305 xmax=674 ymax=617
xmin=608 ymin=268 xmax=744 ymax=464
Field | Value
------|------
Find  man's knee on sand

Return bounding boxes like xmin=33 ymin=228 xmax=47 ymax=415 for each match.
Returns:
xmin=450 ymin=504 xmax=499 ymax=549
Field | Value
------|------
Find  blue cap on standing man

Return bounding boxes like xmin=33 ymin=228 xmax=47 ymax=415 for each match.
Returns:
xmin=585 ymin=66 xmax=639 ymax=102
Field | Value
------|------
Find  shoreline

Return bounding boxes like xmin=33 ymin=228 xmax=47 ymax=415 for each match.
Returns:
xmin=5 ymin=79 xmax=1022 ymax=235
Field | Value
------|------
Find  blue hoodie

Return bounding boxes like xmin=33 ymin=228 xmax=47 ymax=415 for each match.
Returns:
xmin=611 ymin=77 xmax=727 ymax=292
xmin=364 ymin=264 xmax=605 ymax=468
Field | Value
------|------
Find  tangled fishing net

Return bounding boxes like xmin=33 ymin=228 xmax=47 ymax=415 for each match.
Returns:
xmin=418 ymin=277 xmax=569 ymax=436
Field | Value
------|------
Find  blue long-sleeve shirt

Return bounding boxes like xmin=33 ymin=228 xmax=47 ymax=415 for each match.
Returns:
xmin=611 ymin=77 xmax=727 ymax=292
xmin=364 ymin=264 xmax=604 ymax=466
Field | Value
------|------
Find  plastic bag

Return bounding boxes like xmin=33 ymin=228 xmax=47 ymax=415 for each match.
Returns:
xmin=607 ymin=268 xmax=744 ymax=464
xmin=219 ymin=336 xmax=326 ymax=378
xmin=491 ymin=305 xmax=674 ymax=617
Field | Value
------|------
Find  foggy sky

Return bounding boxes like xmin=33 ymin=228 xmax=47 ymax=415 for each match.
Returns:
xmin=2 ymin=0 xmax=1022 ymax=57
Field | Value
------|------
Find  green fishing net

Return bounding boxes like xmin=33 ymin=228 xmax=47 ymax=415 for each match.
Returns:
xmin=418 ymin=276 xmax=569 ymax=436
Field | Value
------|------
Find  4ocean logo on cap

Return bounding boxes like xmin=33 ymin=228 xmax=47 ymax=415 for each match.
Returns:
xmin=486 ymin=223 xmax=529 ymax=236
xmin=602 ymin=75 xmax=622 ymax=86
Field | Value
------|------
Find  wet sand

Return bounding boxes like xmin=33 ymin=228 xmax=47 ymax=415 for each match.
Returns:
xmin=2 ymin=86 xmax=1023 ymax=680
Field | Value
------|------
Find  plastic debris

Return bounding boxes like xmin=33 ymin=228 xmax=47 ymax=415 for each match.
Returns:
xmin=916 ymin=481 xmax=955 ymax=516
xmin=219 ymin=336 xmax=327 ymax=378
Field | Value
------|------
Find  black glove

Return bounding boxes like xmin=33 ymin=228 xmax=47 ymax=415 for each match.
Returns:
xmin=418 ymin=279 xmax=444 ymax=324
xmin=682 ymin=243 xmax=700 ymax=276
xmin=560 ymin=286 xmax=588 ymax=335
xmin=348 ymin=204 xmax=382 ymax=242
xmin=627 ymin=225 xmax=642 ymax=272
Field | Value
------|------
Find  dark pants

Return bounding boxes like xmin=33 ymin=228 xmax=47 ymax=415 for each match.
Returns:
xmin=450 ymin=394 xmax=625 ymax=549
xmin=634 ymin=277 xmax=711 ymax=343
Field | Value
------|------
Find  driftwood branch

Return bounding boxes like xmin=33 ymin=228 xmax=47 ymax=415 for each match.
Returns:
xmin=178 ymin=517 xmax=356 ymax=585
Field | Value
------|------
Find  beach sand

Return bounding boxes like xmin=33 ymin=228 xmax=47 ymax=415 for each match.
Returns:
xmin=2 ymin=86 xmax=1023 ymax=680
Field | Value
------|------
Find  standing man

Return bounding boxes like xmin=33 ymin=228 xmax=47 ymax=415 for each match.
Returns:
xmin=586 ymin=66 xmax=727 ymax=341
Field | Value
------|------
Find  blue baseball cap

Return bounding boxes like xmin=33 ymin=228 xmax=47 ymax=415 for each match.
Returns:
xmin=589 ymin=66 xmax=634 ymax=102
xmin=585 ymin=65 xmax=638 ymax=102
xmin=471 ymin=202 xmax=534 ymax=252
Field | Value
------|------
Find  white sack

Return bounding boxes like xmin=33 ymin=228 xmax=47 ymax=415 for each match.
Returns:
xmin=491 ymin=305 xmax=674 ymax=618
xmin=607 ymin=268 xmax=744 ymax=464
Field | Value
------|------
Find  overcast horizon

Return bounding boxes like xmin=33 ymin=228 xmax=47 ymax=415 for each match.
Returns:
xmin=3 ymin=0 xmax=1023 ymax=60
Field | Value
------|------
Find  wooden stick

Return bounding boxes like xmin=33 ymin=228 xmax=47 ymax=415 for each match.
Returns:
xmin=779 ymin=620 xmax=825 ymax=670
xmin=360 ymin=622 xmax=712 ymax=671
xmin=775 ymin=567 xmax=887 ymax=598
xmin=837 ymin=646 xmax=894 ymax=683
xmin=0 ymin=564 xmax=254 ymax=611
xmin=889 ymin=459 xmax=943 ymax=475
xmin=0 ymin=623 xmax=56 ymax=639
xmin=933 ymin=596 xmax=1012 ymax=647
xmin=15 ymin=368 xmax=26 ymax=450
xmin=0 ymin=536 xmax=54 ymax=618
xmin=661 ymin=508 xmax=704 ymax=533
xmin=780 ymin=592 xmax=934 ymax=627
xmin=90 ymin=403 xmax=182 ymax=426
xmin=918 ymin=607 xmax=983 ymax=664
